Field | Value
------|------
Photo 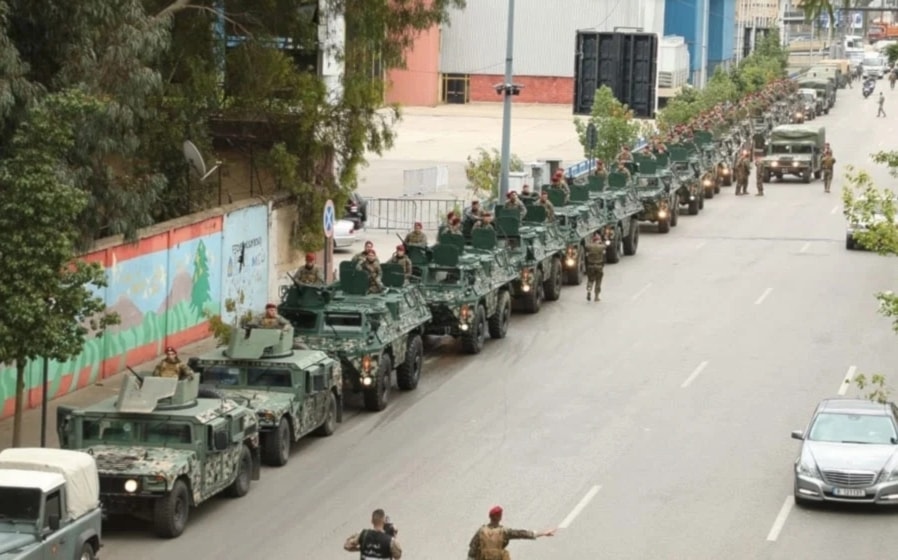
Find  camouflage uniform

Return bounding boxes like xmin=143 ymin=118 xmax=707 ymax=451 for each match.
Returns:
xmin=446 ymin=221 xmax=463 ymax=234
xmin=821 ymin=153 xmax=836 ymax=193
xmin=754 ymin=160 xmax=764 ymax=195
xmin=473 ymin=220 xmax=496 ymax=231
xmin=257 ymin=314 xmax=289 ymax=329
xmin=154 ymin=358 xmax=193 ymax=380
xmin=549 ymin=179 xmax=570 ymax=202
xmin=389 ymin=253 xmax=413 ymax=277
xmin=537 ymin=198 xmax=555 ymax=222
xmin=504 ymin=197 xmax=527 ymax=219
xmin=467 ymin=525 xmax=538 ymax=560
xmin=295 ymin=263 xmax=324 ymax=285
xmin=357 ymin=258 xmax=384 ymax=294
xmin=734 ymin=156 xmax=750 ymax=195
xmin=404 ymin=230 xmax=428 ymax=247
xmin=352 ymin=249 xmax=372 ymax=263
xmin=584 ymin=237 xmax=606 ymax=302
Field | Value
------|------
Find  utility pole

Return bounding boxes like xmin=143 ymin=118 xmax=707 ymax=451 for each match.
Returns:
xmin=498 ymin=0 xmax=517 ymax=202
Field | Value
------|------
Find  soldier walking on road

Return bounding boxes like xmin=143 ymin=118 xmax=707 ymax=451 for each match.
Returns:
xmin=344 ymin=508 xmax=402 ymax=559
xmin=466 ymin=506 xmax=555 ymax=560
xmin=754 ymin=157 xmax=764 ymax=196
xmin=878 ymin=92 xmax=887 ymax=117
xmin=821 ymin=151 xmax=836 ymax=193
xmin=584 ymin=231 xmax=607 ymax=302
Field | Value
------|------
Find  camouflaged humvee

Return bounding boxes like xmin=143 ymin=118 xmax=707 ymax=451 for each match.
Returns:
xmin=280 ymin=268 xmax=431 ymax=412
xmin=668 ymin=145 xmax=704 ymax=216
xmin=189 ymin=325 xmax=342 ymax=467
xmin=56 ymin=372 xmax=261 ymax=539
xmin=632 ymin=156 xmax=679 ymax=234
xmin=416 ymin=228 xmax=517 ymax=354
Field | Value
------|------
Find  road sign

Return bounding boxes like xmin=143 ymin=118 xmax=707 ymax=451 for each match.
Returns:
xmin=323 ymin=199 xmax=335 ymax=239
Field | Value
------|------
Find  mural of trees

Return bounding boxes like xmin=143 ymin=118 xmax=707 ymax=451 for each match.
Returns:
xmin=190 ymin=240 xmax=212 ymax=318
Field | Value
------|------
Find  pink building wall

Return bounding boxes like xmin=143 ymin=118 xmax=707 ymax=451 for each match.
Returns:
xmin=386 ymin=24 xmax=442 ymax=107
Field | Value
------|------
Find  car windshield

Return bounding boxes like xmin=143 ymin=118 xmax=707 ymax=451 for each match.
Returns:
xmin=0 ymin=487 xmax=40 ymax=522
xmin=808 ymin=412 xmax=898 ymax=444
xmin=427 ymin=267 xmax=463 ymax=285
xmin=199 ymin=365 xmax=293 ymax=388
xmin=82 ymin=418 xmax=193 ymax=445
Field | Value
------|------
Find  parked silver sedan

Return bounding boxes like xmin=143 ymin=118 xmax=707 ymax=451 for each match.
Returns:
xmin=332 ymin=218 xmax=359 ymax=251
xmin=792 ymin=398 xmax=898 ymax=506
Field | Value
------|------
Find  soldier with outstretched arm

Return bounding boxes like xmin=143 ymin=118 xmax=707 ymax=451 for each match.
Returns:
xmin=467 ymin=506 xmax=555 ymax=560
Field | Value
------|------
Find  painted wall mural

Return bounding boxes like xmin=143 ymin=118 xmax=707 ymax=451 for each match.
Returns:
xmin=0 ymin=205 xmax=271 ymax=419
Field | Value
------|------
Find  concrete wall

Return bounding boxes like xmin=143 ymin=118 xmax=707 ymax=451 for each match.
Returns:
xmin=0 ymin=196 xmax=307 ymax=420
xmin=386 ymin=25 xmax=442 ymax=106
xmin=468 ymin=74 xmax=574 ymax=104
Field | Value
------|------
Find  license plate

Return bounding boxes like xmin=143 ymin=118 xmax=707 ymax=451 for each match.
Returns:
xmin=833 ymin=487 xmax=866 ymax=497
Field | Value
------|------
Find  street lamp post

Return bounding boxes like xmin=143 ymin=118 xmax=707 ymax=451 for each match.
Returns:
xmin=497 ymin=0 xmax=517 ymax=202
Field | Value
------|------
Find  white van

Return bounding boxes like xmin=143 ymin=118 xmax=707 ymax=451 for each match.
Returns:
xmin=862 ymin=54 xmax=887 ymax=79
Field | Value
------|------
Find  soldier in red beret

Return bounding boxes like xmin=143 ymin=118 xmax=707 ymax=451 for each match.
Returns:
xmin=295 ymin=252 xmax=324 ymax=285
xmin=153 ymin=346 xmax=194 ymax=380
xmin=255 ymin=303 xmax=289 ymax=330
xmin=466 ymin=505 xmax=555 ymax=560
xmin=388 ymin=244 xmax=412 ymax=279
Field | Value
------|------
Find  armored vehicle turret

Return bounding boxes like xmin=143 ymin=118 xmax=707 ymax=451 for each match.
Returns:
xmin=632 ymin=156 xmax=678 ymax=234
xmin=668 ymin=145 xmax=704 ymax=216
xmin=56 ymin=370 xmax=262 ymax=539
xmin=189 ymin=325 xmax=342 ymax=467
xmin=279 ymin=268 xmax=431 ymax=412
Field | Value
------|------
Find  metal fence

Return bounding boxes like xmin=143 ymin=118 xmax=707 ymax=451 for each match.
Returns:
xmin=365 ymin=197 xmax=464 ymax=232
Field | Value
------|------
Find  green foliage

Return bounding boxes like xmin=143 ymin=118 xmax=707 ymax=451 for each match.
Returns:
xmin=886 ymin=44 xmax=898 ymax=66
xmin=464 ymin=148 xmax=524 ymax=202
xmin=854 ymin=374 xmax=892 ymax=404
xmin=573 ymin=86 xmax=640 ymax=164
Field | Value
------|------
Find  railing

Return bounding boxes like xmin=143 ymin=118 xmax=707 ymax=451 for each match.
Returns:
xmin=364 ymin=197 xmax=464 ymax=232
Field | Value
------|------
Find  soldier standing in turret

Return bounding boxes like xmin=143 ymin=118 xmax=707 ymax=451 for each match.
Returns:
xmin=549 ymin=170 xmax=570 ymax=201
xmin=389 ymin=244 xmax=413 ymax=279
xmin=504 ymin=191 xmax=527 ymax=219
xmin=536 ymin=190 xmax=555 ymax=222
xmin=353 ymin=241 xmax=374 ymax=263
xmin=357 ymin=251 xmax=384 ymax=294
xmin=404 ymin=222 xmax=428 ymax=247
xmin=255 ymin=303 xmax=290 ymax=330
xmin=153 ymin=347 xmax=194 ymax=380
xmin=295 ymin=253 xmax=324 ymax=285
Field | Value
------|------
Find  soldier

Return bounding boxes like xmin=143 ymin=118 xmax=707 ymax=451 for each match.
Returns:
xmin=639 ymin=145 xmax=656 ymax=159
xmin=537 ymin=190 xmax=555 ymax=222
xmin=389 ymin=244 xmax=413 ymax=278
xmin=593 ymin=160 xmax=608 ymax=180
xmin=255 ymin=303 xmax=290 ymax=329
xmin=295 ymin=252 xmax=324 ymax=285
xmin=404 ymin=222 xmax=428 ymax=247
xmin=733 ymin=154 xmax=749 ymax=195
xmin=356 ymin=250 xmax=384 ymax=294
xmin=466 ymin=506 xmax=555 ymax=560
xmin=153 ymin=347 xmax=194 ymax=380
xmin=344 ymin=508 xmax=402 ymax=559
xmin=877 ymin=92 xmax=886 ymax=118
xmin=615 ymin=161 xmax=631 ymax=180
xmin=519 ymin=184 xmax=536 ymax=202
xmin=473 ymin=211 xmax=496 ymax=231
xmin=353 ymin=240 xmax=374 ymax=263
xmin=584 ymin=231 xmax=607 ymax=302
xmin=821 ymin=151 xmax=836 ymax=193
xmin=549 ymin=170 xmax=570 ymax=201
xmin=616 ymin=145 xmax=633 ymax=163
xmin=464 ymin=198 xmax=483 ymax=225
xmin=446 ymin=215 xmax=463 ymax=234
xmin=753 ymin=157 xmax=764 ymax=196
xmin=504 ymin=191 xmax=527 ymax=219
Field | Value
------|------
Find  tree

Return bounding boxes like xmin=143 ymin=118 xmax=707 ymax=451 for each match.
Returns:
xmin=465 ymin=147 xmax=524 ymax=202
xmin=573 ymin=86 xmax=640 ymax=165
xmin=0 ymin=89 xmax=118 ymax=446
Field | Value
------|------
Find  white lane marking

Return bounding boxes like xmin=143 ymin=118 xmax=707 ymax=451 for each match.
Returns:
xmin=830 ymin=205 xmax=839 ymax=215
xmin=681 ymin=361 xmax=709 ymax=389
xmin=754 ymin=288 xmax=773 ymax=306
xmin=799 ymin=242 xmax=810 ymax=253
xmin=559 ymin=485 xmax=601 ymax=529
xmin=695 ymin=241 xmax=707 ymax=249
xmin=766 ymin=496 xmax=794 ymax=542
xmin=837 ymin=365 xmax=858 ymax=396
xmin=631 ymin=283 xmax=653 ymax=301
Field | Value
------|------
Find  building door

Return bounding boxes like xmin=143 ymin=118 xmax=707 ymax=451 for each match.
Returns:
xmin=442 ymin=74 xmax=469 ymax=104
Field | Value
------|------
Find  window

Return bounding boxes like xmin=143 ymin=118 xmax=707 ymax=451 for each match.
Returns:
xmin=324 ymin=312 xmax=363 ymax=330
xmin=312 ymin=365 xmax=327 ymax=392
xmin=82 ymin=419 xmax=193 ymax=444
xmin=44 ymin=490 xmax=61 ymax=529
xmin=0 ymin=487 xmax=40 ymax=521
xmin=809 ymin=412 xmax=897 ymax=445
xmin=246 ymin=368 xmax=292 ymax=388
xmin=201 ymin=366 xmax=241 ymax=386
xmin=288 ymin=310 xmax=318 ymax=331
xmin=426 ymin=268 xmax=462 ymax=285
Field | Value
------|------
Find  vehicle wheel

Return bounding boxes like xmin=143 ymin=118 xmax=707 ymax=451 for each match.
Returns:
xmin=622 ymin=219 xmax=639 ymax=256
xmin=714 ymin=181 xmax=721 ymax=194
xmin=698 ymin=193 xmax=705 ymax=210
xmin=226 ymin=444 xmax=253 ymax=498
xmin=262 ymin=417 xmax=291 ymax=467
xmin=802 ymin=169 xmax=811 ymax=183
xmin=763 ymin=170 xmax=771 ymax=182
xmin=520 ymin=270 xmax=543 ymax=314
xmin=704 ymin=186 xmax=715 ymax=199
xmin=543 ymin=258 xmax=563 ymax=301
xmin=314 ymin=392 xmax=338 ymax=436
xmin=846 ymin=234 xmax=857 ymax=250
xmin=814 ymin=169 xmax=821 ymax=179
xmin=657 ymin=214 xmax=670 ymax=234
xmin=363 ymin=355 xmax=392 ymax=412
xmin=723 ymin=176 xmax=732 ymax=187
xmin=153 ymin=480 xmax=190 ymax=538
xmin=461 ymin=305 xmax=487 ymax=354
xmin=793 ymin=491 xmax=816 ymax=509
xmin=396 ymin=334 xmax=423 ymax=390
xmin=80 ymin=542 xmax=96 ymax=560
xmin=670 ymin=202 xmax=679 ymax=227
xmin=688 ymin=197 xmax=700 ymax=216
xmin=564 ymin=248 xmax=584 ymax=285
xmin=488 ymin=291 xmax=511 ymax=339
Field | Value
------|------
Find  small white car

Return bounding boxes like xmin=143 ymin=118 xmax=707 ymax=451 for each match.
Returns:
xmin=333 ymin=218 xmax=359 ymax=250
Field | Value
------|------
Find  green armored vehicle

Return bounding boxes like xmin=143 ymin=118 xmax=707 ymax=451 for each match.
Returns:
xmin=544 ymin=184 xmax=608 ymax=285
xmin=495 ymin=205 xmax=566 ymax=313
xmin=416 ymin=228 xmax=516 ymax=353
xmin=190 ymin=325 xmax=341 ymax=467
xmin=56 ymin=373 xmax=262 ymax=538
xmin=595 ymin=171 xmax=645 ymax=263
xmin=633 ymin=156 xmax=678 ymax=233
xmin=694 ymin=131 xmax=724 ymax=196
xmin=668 ymin=146 xmax=703 ymax=216
xmin=280 ymin=265 xmax=431 ymax=412
xmin=760 ymin=124 xmax=825 ymax=183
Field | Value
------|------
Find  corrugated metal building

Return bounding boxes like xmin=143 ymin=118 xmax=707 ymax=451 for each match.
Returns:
xmin=708 ymin=0 xmax=736 ymax=74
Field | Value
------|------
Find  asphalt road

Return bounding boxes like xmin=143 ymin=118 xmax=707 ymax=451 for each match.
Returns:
xmin=102 ymin=87 xmax=898 ymax=559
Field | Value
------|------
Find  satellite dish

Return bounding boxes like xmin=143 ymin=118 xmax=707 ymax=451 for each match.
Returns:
xmin=182 ymin=140 xmax=221 ymax=181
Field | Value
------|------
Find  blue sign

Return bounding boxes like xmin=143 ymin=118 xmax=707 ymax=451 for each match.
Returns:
xmin=323 ymin=199 xmax=335 ymax=239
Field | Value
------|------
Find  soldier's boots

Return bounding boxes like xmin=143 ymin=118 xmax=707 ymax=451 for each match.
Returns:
xmin=586 ymin=292 xmax=591 ymax=301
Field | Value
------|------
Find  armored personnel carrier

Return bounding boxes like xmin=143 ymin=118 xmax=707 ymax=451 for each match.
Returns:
xmin=694 ymin=131 xmax=723 ymax=196
xmin=592 ymin=171 xmax=644 ymax=264
xmin=543 ymin=184 xmax=607 ymax=285
xmin=56 ymin=372 xmax=262 ymax=538
xmin=415 ymin=228 xmax=516 ymax=353
xmin=668 ymin=145 xmax=704 ymax=216
xmin=279 ymin=265 xmax=431 ymax=412
xmin=189 ymin=325 xmax=341 ymax=467
xmin=632 ymin=156 xmax=678 ymax=233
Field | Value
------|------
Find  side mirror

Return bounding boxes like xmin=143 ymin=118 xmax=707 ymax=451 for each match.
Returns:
xmin=48 ymin=514 xmax=60 ymax=532
xmin=213 ymin=430 xmax=229 ymax=451
xmin=791 ymin=430 xmax=804 ymax=441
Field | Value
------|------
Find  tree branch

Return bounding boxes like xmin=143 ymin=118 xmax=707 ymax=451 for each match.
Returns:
xmin=155 ymin=0 xmax=193 ymax=20
xmin=154 ymin=1 xmax=254 ymax=39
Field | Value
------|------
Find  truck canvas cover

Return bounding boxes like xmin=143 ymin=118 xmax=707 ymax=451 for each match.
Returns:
xmin=770 ymin=125 xmax=825 ymax=148
xmin=0 ymin=448 xmax=99 ymax=520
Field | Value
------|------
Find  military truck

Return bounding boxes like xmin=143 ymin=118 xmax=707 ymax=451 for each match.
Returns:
xmin=632 ymin=156 xmax=678 ymax=233
xmin=56 ymin=373 xmax=262 ymax=538
xmin=280 ymin=266 xmax=431 ymax=411
xmin=760 ymin=124 xmax=825 ymax=183
xmin=797 ymin=77 xmax=834 ymax=112
xmin=593 ymin=171 xmax=645 ymax=263
xmin=0 ymin=448 xmax=102 ymax=560
xmin=494 ymin=205 xmax=566 ymax=313
xmin=541 ymin=183 xmax=607 ymax=285
xmin=415 ymin=228 xmax=516 ymax=353
xmin=668 ymin=146 xmax=704 ymax=216
xmin=189 ymin=325 xmax=341 ymax=467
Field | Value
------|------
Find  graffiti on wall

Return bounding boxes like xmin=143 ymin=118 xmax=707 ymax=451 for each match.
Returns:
xmin=221 ymin=205 xmax=269 ymax=324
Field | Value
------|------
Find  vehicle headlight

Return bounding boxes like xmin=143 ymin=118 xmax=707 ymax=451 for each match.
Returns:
xmin=796 ymin=461 xmax=821 ymax=480
xmin=792 ymin=161 xmax=799 ymax=167
xmin=771 ymin=161 xmax=778 ymax=167
xmin=703 ymin=179 xmax=711 ymax=186
xmin=884 ymin=469 xmax=898 ymax=482
xmin=722 ymin=168 xmax=730 ymax=175
xmin=657 ymin=209 xmax=668 ymax=218
xmin=124 ymin=479 xmax=139 ymax=493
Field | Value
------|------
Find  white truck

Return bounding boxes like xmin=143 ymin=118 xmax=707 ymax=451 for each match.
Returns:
xmin=0 ymin=448 xmax=102 ymax=560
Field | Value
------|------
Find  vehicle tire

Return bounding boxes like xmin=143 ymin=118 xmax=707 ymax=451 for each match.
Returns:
xmin=363 ymin=355 xmax=392 ymax=412
xmin=846 ymin=234 xmax=857 ymax=250
xmin=670 ymin=202 xmax=679 ymax=227
xmin=262 ymin=417 xmax=291 ymax=467
xmin=488 ymin=291 xmax=511 ymax=339
xmin=396 ymin=334 xmax=423 ymax=390
xmin=622 ymin=219 xmax=639 ymax=256
xmin=704 ymin=186 xmax=714 ymax=199
xmin=763 ymin=170 xmax=771 ymax=182
xmin=543 ymin=258 xmax=563 ymax=301
xmin=461 ymin=305 xmax=487 ymax=354
xmin=80 ymin=542 xmax=96 ymax=560
xmin=802 ymin=169 xmax=811 ymax=183
xmin=605 ymin=226 xmax=622 ymax=264
xmin=814 ymin=169 xmax=821 ymax=179
xmin=657 ymin=214 xmax=670 ymax=234
xmin=520 ymin=270 xmax=543 ymax=314
xmin=714 ymin=181 xmax=721 ymax=194
xmin=564 ymin=248 xmax=584 ymax=285
xmin=226 ymin=444 xmax=253 ymax=498
xmin=698 ymin=193 xmax=705 ymax=210
xmin=687 ymin=197 xmax=700 ymax=216
xmin=314 ymin=392 xmax=338 ymax=436
xmin=153 ymin=479 xmax=190 ymax=539
xmin=723 ymin=176 xmax=732 ymax=187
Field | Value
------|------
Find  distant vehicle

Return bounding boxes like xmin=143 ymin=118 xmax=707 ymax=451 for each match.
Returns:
xmin=862 ymin=54 xmax=887 ymax=79
xmin=333 ymin=218 xmax=359 ymax=250
xmin=344 ymin=192 xmax=368 ymax=230
xmin=846 ymin=198 xmax=897 ymax=250
xmin=791 ymin=398 xmax=898 ymax=506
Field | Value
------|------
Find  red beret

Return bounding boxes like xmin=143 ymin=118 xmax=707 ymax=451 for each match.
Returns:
xmin=266 ymin=303 xmax=276 ymax=309
xmin=396 ymin=244 xmax=405 ymax=251
xmin=305 ymin=253 xmax=315 ymax=262
xmin=165 ymin=346 xmax=176 ymax=354
xmin=414 ymin=221 xmax=422 ymax=227
xmin=489 ymin=506 xmax=503 ymax=517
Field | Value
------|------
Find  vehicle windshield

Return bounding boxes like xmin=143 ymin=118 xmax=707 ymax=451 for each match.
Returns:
xmin=808 ymin=412 xmax=898 ymax=444
xmin=426 ymin=267 xmax=464 ymax=285
xmin=770 ymin=144 xmax=813 ymax=155
xmin=324 ymin=312 xmax=363 ymax=331
xmin=199 ymin=365 xmax=293 ymax=388
xmin=0 ymin=487 xmax=40 ymax=522
xmin=82 ymin=418 xmax=193 ymax=445
xmin=800 ymin=93 xmax=815 ymax=102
